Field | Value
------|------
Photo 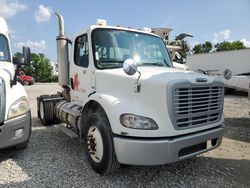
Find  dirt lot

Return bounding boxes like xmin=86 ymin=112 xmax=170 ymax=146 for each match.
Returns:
xmin=0 ymin=83 xmax=250 ymax=187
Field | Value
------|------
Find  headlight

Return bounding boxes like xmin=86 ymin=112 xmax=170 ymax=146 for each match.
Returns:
xmin=120 ymin=114 xmax=158 ymax=130
xmin=8 ymin=97 xmax=29 ymax=119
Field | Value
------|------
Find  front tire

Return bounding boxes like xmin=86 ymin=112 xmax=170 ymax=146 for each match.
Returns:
xmin=83 ymin=108 xmax=119 ymax=175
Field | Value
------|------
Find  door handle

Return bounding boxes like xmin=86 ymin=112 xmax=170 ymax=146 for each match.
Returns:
xmin=70 ymin=78 xmax=74 ymax=90
xmin=83 ymin=70 xmax=86 ymax=74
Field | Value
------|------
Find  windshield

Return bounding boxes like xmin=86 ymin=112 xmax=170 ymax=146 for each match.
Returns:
xmin=92 ymin=29 xmax=172 ymax=69
xmin=0 ymin=34 xmax=10 ymax=62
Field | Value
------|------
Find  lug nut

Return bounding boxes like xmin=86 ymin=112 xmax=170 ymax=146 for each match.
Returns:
xmin=88 ymin=134 xmax=93 ymax=138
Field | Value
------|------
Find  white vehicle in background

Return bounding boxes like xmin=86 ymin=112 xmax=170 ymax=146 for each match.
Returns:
xmin=151 ymin=27 xmax=192 ymax=70
xmin=172 ymin=61 xmax=190 ymax=70
xmin=186 ymin=49 xmax=250 ymax=98
xmin=0 ymin=17 xmax=31 ymax=150
xmin=37 ymin=13 xmax=225 ymax=175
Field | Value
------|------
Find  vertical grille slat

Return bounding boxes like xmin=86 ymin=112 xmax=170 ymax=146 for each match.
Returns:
xmin=171 ymin=83 xmax=223 ymax=129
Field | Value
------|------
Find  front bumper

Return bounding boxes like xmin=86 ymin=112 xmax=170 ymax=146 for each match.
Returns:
xmin=0 ymin=111 xmax=31 ymax=149
xmin=114 ymin=125 xmax=224 ymax=165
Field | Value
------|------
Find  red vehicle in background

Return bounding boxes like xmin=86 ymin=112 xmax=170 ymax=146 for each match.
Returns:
xmin=17 ymin=70 xmax=35 ymax=85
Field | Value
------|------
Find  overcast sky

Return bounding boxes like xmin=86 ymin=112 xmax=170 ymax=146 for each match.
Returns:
xmin=1 ymin=0 xmax=249 ymax=61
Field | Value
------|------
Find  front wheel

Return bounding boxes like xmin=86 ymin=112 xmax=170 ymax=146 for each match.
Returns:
xmin=83 ymin=109 xmax=120 ymax=175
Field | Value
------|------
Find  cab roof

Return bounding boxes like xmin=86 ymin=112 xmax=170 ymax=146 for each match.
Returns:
xmin=90 ymin=25 xmax=160 ymax=37
xmin=74 ymin=24 xmax=161 ymax=40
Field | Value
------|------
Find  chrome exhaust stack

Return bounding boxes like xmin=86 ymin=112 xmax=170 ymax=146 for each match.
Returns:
xmin=55 ymin=12 xmax=69 ymax=86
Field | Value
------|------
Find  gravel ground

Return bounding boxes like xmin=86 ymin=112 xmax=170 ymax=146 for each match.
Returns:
xmin=0 ymin=83 xmax=250 ymax=188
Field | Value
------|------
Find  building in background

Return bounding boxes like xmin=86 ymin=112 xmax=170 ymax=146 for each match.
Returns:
xmin=50 ymin=61 xmax=58 ymax=75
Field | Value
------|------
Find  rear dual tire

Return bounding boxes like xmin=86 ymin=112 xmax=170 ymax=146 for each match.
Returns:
xmin=38 ymin=95 xmax=54 ymax=125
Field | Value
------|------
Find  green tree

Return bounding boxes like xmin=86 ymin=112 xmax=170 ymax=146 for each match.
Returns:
xmin=33 ymin=53 xmax=53 ymax=82
xmin=215 ymin=41 xmax=246 ymax=52
xmin=202 ymin=41 xmax=212 ymax=53
xmin=192 ymin=41 xmax=212 ymax=54
xmin=192 ymin=44 xmax=203 ymax=54
xmin=14 ymin=52 xmax=53 ymax=82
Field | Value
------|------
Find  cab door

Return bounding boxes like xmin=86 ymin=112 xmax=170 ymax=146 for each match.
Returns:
xmin=70 ymin=34 xmax=92 ymax=105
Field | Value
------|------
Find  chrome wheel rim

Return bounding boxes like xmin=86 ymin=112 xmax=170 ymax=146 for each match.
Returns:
xmin=87 ymin=126 xmax=104 ymax=163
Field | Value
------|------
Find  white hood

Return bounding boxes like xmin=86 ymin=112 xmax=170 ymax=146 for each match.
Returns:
xmin=94 ymin=66 xmax=222 ymax=137
xmin=96 ymin=66 xmax=215 ymax=89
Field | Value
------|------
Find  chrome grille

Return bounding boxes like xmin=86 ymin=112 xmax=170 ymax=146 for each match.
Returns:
xmin=171 ymin=82 xmax=223 ymax=129
xmin=0 ymin=77 xmax=6 ymax=125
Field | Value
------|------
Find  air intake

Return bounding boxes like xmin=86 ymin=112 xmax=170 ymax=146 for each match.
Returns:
xmin=55 ymin=12 xmax=69 ymax=86
xmin=168 ymin=81 xmax=224 ymax=129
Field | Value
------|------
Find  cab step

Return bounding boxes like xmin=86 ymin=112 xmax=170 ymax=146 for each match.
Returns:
xmin=55 ymin=123 xmax=78 ymax=139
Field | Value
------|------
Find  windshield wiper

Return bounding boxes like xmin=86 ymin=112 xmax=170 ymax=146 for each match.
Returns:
xmin=141 ymin=62 xmax=164 ymax=67
xmin=99 ymin=60 xmax=123 ymax=64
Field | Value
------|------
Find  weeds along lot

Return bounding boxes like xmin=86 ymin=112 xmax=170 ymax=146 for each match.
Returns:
xmin=0 ymin=83 xmax=250 ymax=187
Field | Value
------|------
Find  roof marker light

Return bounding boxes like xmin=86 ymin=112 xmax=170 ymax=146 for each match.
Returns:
xmin=97 ymin=19 xmax=107 ymax=26
xmin=142 ymin=27 xmax=152 ymax=33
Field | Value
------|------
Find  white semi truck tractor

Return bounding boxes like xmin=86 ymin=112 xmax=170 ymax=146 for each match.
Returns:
xmin=0 ymin=17 xmax=31 ymax=149
xmin=37 ymin=13 xmax=225 ymax=174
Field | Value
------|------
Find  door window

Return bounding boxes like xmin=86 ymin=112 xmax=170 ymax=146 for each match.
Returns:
xmin=74 ymin=35 xmax=89 ymax=68
xmin=0 ymin=34 xmax=10 ymax=62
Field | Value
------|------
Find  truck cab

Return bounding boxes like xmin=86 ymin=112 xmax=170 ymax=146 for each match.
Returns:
xmin=0 ymin=17 xmax=31 ymax=149
xmin=38 ymin=14 xmax=224 ymax=174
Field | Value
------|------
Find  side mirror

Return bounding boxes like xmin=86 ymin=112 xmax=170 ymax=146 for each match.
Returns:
xmin=123 ymin=58 xmax=142 ymax=93
xmin=13 ymin=56 xmax=25 ymax=66
xmin=123 ymin=58 xmax=138 ymax=76
xmin=23 ymin=46 xmax=31 ymax=65
xmin=11 ymin=47 xmax=31 ymax=87
xmin=223 ymin=69 xmax=232 ymax=80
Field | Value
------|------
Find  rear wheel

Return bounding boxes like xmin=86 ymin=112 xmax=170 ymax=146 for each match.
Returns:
xmin=83 ymin=108 xmax=120 ymax=175
xmin=39 ymin=95 xmax=54 ymax=125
